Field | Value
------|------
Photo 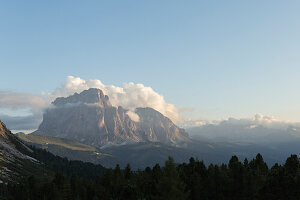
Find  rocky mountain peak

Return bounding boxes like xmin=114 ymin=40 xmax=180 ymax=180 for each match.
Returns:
xmin=35 ymin=89 xmax=190 ymax=148
xmin=53 ymin=88 xmax=111 ymax=107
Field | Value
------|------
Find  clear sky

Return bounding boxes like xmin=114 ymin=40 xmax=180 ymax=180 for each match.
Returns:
xmin=1 ymin=0 xmax=300 ymax=122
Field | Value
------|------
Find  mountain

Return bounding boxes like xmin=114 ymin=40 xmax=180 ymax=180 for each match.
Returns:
xmin=0 ymin=120 xmax=43 ymax=182
xmin=34 ymin=88 xmax=189 ymax=148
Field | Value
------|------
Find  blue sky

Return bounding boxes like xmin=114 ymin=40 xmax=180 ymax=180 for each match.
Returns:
xmin=1 ymin=0 xmax=300 ymax=122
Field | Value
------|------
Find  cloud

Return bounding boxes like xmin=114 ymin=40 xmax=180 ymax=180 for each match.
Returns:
xmin=0 ymin=91 xmax=47 ymax=131
xmin=126 ymin=110 xmax=140 ymax=122
xmin=186 ymin=114 xmax=300 ymax=144
xmin=47 ymin=76 xmax=181 ymax=122
xmin=0 ymin=91 xmax=47 ymax=114
xmin=219 ymin=114 xmax=300 ymax=130
xmin=178 ymin=119 xmax=208 ymax=128
xmin=184 ymin=114 xmax=300 ymax=129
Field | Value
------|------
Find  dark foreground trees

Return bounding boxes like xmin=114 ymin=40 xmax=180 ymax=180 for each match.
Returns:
xmin=1 ymin=154 xmax=300 ymax=200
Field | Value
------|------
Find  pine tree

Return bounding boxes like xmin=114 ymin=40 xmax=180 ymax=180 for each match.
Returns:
xmin=155 ymin=157 xmax=188 ymax=200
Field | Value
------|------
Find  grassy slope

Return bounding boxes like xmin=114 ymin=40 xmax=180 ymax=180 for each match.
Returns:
xmin=17 ymin=134 xmax=97 ymax=152
xmin=16 ymin=134 xmax=195 ymax=169
xmin=17 ymin=134 xmax=114 ymax=166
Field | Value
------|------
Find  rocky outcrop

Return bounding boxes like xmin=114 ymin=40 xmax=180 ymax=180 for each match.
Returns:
xmin=34 ymin=88 xmax=190 ymax=148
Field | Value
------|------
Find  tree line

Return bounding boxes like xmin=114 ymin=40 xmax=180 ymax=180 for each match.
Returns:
xmin=1 ymin=148 xmax=300 ymax=200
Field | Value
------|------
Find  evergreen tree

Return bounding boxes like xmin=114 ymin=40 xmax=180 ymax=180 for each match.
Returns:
xmin=155 ymin=157 xmax=188 ymax=200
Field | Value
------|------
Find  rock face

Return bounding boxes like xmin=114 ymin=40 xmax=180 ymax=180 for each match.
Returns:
xmin=136 ymin=107 xmax=189 ymax=145
xmin=34 ymin=88 xmax=189 ymax=148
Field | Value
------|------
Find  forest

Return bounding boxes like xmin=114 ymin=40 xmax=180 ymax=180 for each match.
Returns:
xmin=1 ymin=147 xmax=300 ymax=200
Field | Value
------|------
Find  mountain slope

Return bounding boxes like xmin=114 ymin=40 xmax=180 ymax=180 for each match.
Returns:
xmin=34 ymin=88 xmax=189 ymax=148
xmin=0 ymin=120 xmax=46 ymax=182
xmin=17 ymin=133 xmax=97 ymax=151
xmin=17 ymin=133 xmax=195 ymax=169
xmin=17 ymin=133 xmax=110 ymax=165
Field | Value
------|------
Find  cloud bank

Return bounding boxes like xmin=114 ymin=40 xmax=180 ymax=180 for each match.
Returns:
xmin=0 ymin=91 xmax=47 ymax=114
xmin=0 ymin=76 xmax=181 ymax=130
xmin=219 ymin=114 xmax=300 ymax=130
xmin=0 ymin=91 xmax=47 ymax=131
xmin=186 ymin=114 xmax=300 ymax=144
xmin=185 ymin=114 xmax=300 ymax=129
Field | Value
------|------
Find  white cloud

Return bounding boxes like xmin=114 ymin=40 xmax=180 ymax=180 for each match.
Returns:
xmin=178 ymin=119 xmax=208 ymax=128
xmin=219 ymin=114 xmax=299 ymax=130
xmin=186 ymin=114 xmax=300 ymax=144
xmin=0 ymin=91 xmax=47 ymax=131
xmin=184 ymin=114 xmax=300 ymax=129
xmin=0 ymin=91 xmax=47 ymax=114
xmin=126 ymin=110 xmax=140 ymax=122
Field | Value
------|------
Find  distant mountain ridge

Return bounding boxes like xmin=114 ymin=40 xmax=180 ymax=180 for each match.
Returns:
xmin=34 ymin=88 xmax=189 ymax=148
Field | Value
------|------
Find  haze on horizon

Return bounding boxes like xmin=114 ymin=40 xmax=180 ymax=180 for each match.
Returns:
xmin=1 ymin=1 xmax=300 ymax=131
